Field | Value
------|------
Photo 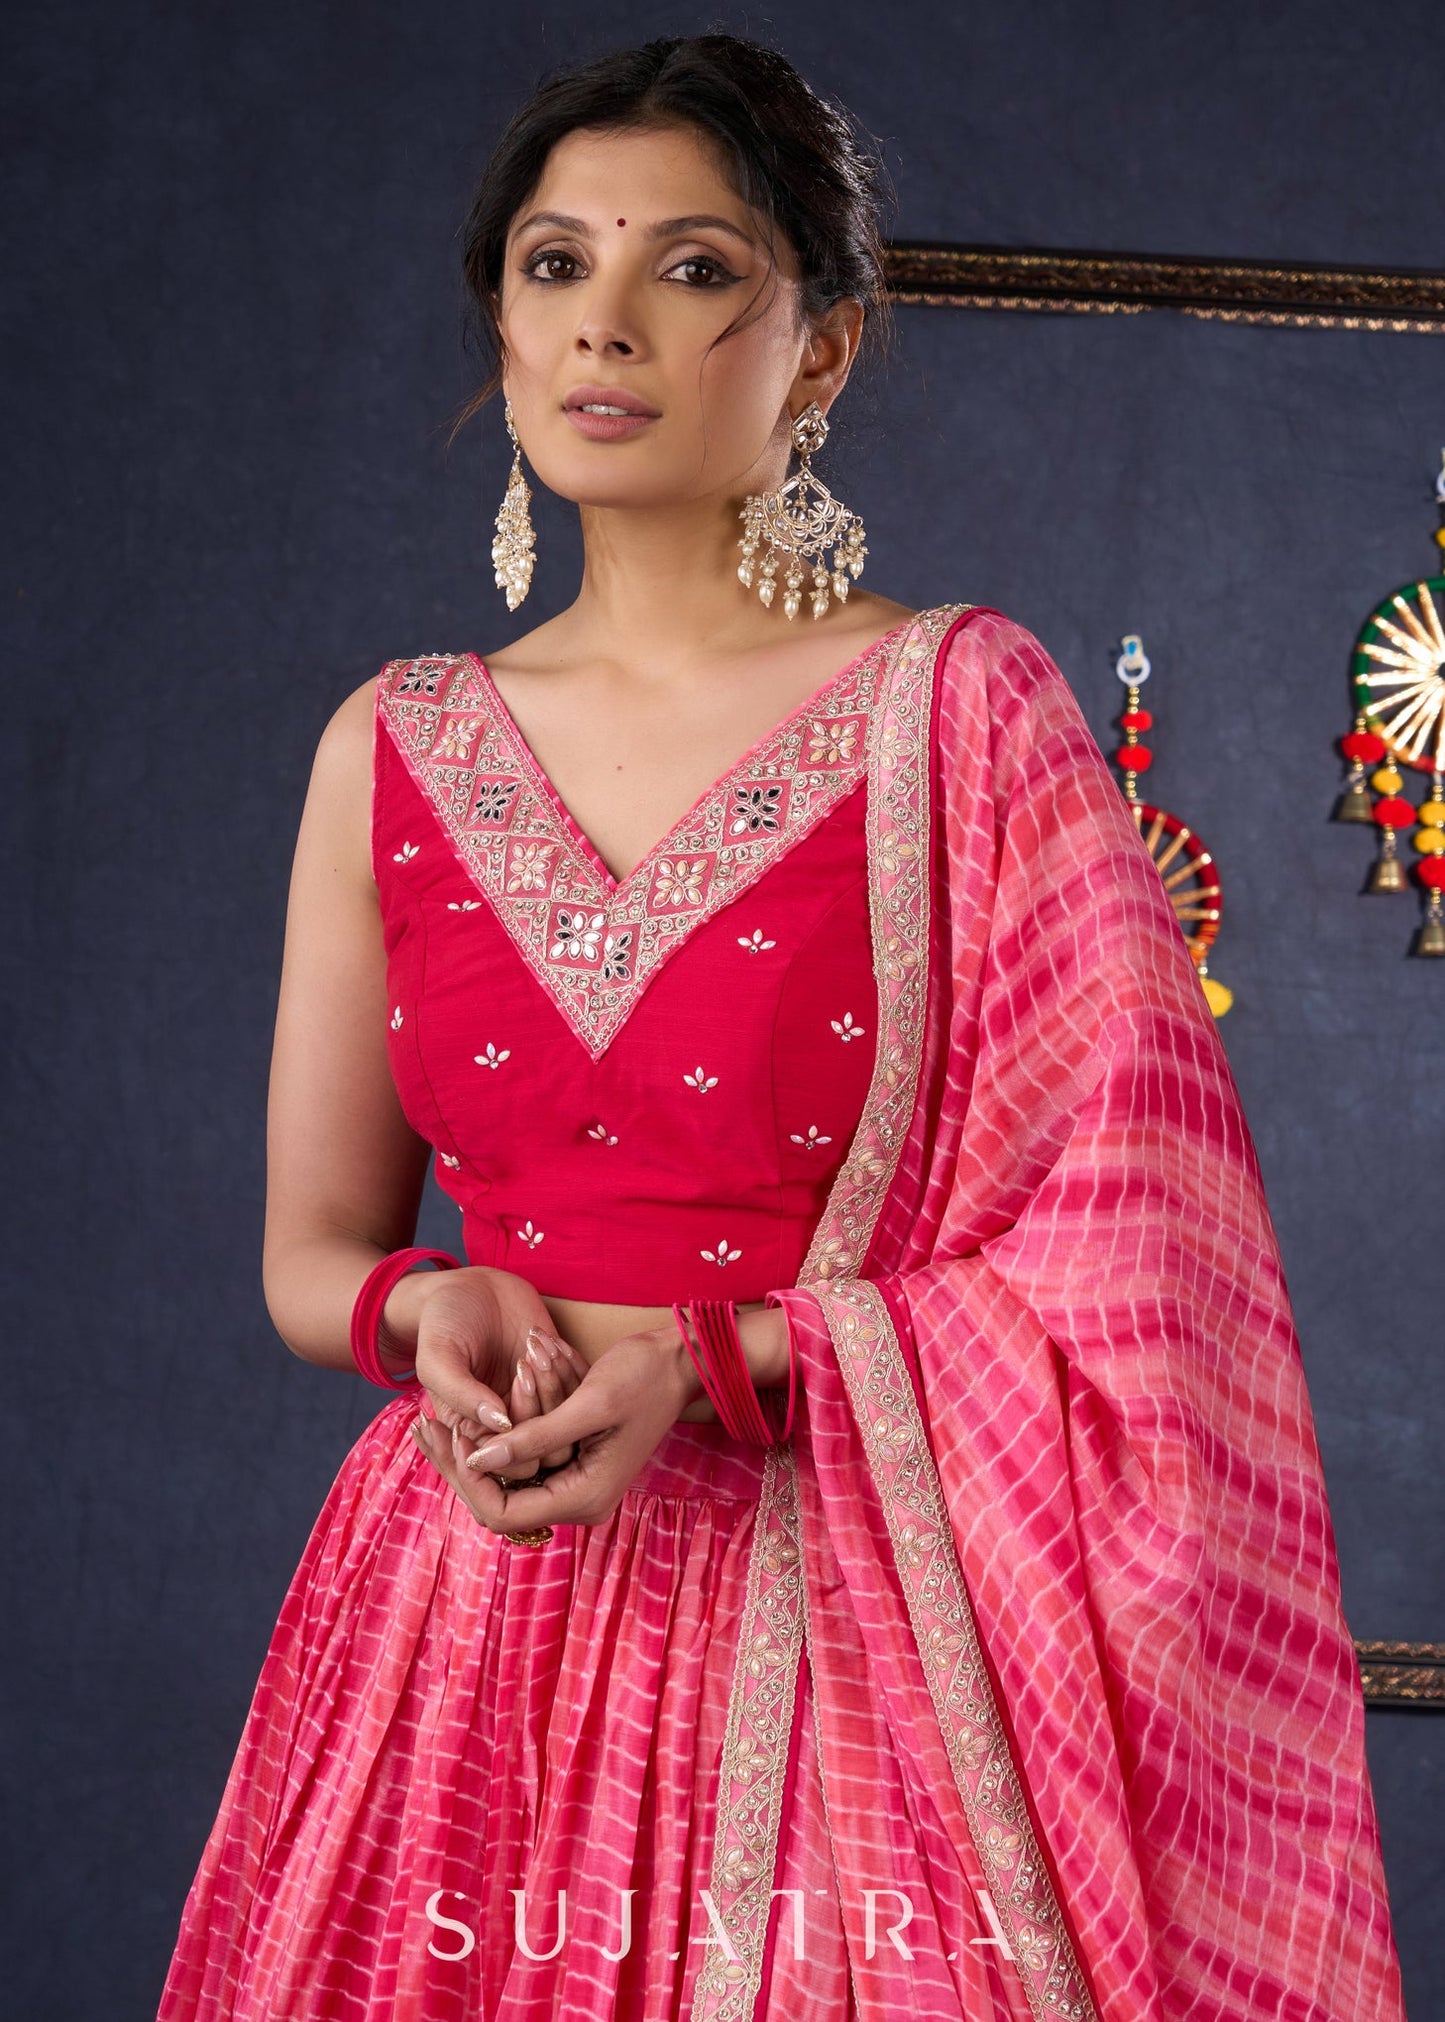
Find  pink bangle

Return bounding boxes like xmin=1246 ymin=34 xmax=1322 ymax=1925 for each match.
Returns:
xmin=672 ymin=1299 xmax=791 ymax=1447
xmin=350 ymin=1247 xmax=462 ymax=1390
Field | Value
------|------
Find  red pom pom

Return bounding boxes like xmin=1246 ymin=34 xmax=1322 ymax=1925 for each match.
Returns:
xmin=1342 ymin=730 xmax=1386 ymax=763
xmin=1419 ymin=858 xmax=1445 ymax=889
xmin=1371 ymin=796 xmax=1417 ymax=828
xmin=1121 ymin=709 xmax=1153 ymax=731
xmin=1116 ymin=744 xmax=1153 ymax=770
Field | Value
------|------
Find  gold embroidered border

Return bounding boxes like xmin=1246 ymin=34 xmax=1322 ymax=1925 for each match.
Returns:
xmin=686 ymin=1443 xmax=806 ymax=2022
xmin=787 ymin=595 xmax=1096 ymax=2020
xmin=814 ymin=1279 xmax=1096 ymax=2022
xmin=688 ymin=609 xmax=961 ymax=2021
xmin=799 ymin=603 xmax=971 ymax=1284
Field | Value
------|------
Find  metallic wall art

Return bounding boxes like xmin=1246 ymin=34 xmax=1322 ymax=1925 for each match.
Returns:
xmin=883 ymin=241 xmax=1445 ymax=334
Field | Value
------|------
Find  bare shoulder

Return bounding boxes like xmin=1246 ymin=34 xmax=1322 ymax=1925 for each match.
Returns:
xmin=290 ymin=672 xmax=385 ymax=892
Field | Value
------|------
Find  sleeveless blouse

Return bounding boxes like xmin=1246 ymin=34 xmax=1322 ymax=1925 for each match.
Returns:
xmin=370 ymin=631 xmax=900 ymax=1306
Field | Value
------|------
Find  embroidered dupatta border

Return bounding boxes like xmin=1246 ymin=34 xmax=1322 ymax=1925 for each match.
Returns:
xmin=687 ymin=607 xmax=970 ymax=2022
xmin=805 ymin=599 xmax=1094 ymax=2022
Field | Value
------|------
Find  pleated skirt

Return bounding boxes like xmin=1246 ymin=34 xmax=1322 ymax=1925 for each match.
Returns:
xmin=155 ymin=1394 xmax=857 ymax=2021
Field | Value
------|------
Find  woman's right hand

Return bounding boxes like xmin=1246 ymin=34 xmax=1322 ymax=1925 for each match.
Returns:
xmin=410 ymin=1267 xmax=587 ymax=1481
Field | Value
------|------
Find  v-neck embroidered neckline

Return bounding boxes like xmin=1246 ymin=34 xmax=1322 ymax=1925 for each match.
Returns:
xmin=463 ymin=618 xmax=914 ymax=895
xmin=378 ymin=613 xmax=921 ymax=1058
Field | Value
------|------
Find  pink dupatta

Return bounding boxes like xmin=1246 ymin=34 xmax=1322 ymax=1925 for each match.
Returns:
xmin=689 ymin=605 xmax=1405 ymax=2022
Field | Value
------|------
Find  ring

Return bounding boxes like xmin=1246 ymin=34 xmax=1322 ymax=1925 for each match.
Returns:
xmin=501 ymin=1526 xmax=554 ymax=1548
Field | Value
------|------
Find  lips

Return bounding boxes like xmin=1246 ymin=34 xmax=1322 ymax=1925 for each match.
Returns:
xmin=563 ymin=384 xmax=661 ymax=417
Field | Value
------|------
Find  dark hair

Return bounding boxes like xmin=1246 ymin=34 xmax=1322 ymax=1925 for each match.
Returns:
xmin=449 ymin=33 xmax=894 ymax=444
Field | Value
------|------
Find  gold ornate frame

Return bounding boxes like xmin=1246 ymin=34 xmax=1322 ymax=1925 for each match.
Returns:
xmin=1355 ymin=1641 xmax=1445 ymax=1707
xmin=883 ymin=241 xmax=1445 ymax=334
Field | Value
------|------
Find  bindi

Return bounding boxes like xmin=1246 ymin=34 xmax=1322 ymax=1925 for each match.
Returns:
xmin=616 ymin=218 xmax=625 ymax=227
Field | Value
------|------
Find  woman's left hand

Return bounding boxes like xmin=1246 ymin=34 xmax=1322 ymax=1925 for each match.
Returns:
xmin=410 ymin=1320 xmax=703 ymax=1534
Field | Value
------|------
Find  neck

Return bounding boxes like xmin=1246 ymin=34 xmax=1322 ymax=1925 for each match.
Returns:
xmin=564 ymin=491 xmax=785 ymax=675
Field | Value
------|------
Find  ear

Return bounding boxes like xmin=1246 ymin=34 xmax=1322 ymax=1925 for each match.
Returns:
xmin=788 ymin=296 xmax=865 ymax=420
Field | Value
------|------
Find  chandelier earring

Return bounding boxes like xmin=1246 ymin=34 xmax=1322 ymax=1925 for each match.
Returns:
xmin=737 ymin=400 xmax=868 ymax=620
xmin=492 ymin=399 xmax=536 ymax=611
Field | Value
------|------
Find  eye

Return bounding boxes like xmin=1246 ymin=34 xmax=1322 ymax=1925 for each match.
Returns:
xmin=664 ymin=254 xmax=737 ymax=287
xmin=521 ymin=249 xmax=583 ymax=283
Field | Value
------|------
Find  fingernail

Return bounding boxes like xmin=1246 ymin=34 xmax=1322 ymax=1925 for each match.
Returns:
xmin=483 ymin=1407 xmax=512 ymax=1431
xmin=518 ymin=1363 xmax=536 ymax=1394
xmin=527 ymin=1338 xmax=550 ymax=1371
xmin=470 ymin=1438 xmax=511 ymax=1469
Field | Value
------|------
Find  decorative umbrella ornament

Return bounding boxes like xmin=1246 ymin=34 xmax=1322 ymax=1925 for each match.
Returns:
xmin=1110 ymin=634 xmax=1232 ymax=1017
xmin=1332 ymin=451 xmax=1445 ymax=957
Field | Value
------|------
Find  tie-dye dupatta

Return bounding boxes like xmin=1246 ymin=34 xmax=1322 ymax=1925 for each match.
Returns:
xmin=763 ymin=605 xmax=1405 ymax=2021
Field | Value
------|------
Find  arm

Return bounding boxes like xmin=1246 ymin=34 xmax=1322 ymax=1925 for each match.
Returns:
xmin=261 ymin=674 xmax=445 ymax=1377
xmin=260 ymin=676 xmax=581 ymax=1458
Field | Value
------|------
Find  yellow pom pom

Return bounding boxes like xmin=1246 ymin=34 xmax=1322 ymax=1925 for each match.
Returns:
xmin=1370 ymin=766 xmax=1404 ymax=793
xmin=1417 ymin=799 xmax=1445 ymax=827
xmin=1414 ymin=828 xmax=1445 ymax=855
xmin=1200 ymin=975 xmax=1234 ymax=1017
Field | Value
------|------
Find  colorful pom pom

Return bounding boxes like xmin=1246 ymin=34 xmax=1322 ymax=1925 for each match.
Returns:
xmin=1414 ymin=829 xmax=1445 ymax=855
xmin=1120 ymin=709 xmax=1153 ymax=731
xmin=1117 ymin=745 xmax=1153 ymax=770
xmin=1342 ymin=730 xmax=1387 ymax=763
xmin=1418 ymin=858 xmax=1445 ymax=889
xmin=1370 ymin=767 xmax=1404 ymax=794
xmin=1418 ymin=800 xmax=1445 ymax=828
xmin=1372 ymin=797 xmax=1417 ymax=828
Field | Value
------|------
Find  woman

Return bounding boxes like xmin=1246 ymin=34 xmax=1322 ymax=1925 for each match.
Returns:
xmin=157 ymin=33 xmax=1406 ymax=2022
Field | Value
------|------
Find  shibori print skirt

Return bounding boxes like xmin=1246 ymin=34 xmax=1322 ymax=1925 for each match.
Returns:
xmin=155 ymin=1400 xmax=860 ymax=2022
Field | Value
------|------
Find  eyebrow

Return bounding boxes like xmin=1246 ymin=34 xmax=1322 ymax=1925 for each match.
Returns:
xmin=511 ymin=210 xmax=757 ymax=249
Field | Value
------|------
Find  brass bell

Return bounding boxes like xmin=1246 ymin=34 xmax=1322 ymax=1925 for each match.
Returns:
xmin=1366 ymin=854 xmax=1408 ymax=893
xmin=1333 ymin=781 xmax=1375 ymax=823
xmin=1415 ymin=911 xmax=1445 ymax=956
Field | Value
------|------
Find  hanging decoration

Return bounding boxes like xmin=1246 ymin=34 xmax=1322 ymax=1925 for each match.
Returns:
xmin=1109 ymin=633 xmax=1232 ymax=1018
xmin=1332 ymin=452 xmax=1445 ymax=957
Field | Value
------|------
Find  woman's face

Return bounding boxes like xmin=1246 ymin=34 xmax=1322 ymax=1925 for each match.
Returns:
xmin=495 ymin=121 xmax=852 ymax=510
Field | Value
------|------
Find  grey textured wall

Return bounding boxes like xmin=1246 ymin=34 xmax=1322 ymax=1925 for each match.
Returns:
xmin=5 ymin=3 xmax=1441 ymax=2016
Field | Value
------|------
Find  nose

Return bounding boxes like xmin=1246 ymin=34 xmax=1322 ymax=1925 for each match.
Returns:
xmin=572 ymin=266 xmax=646 ymax=360
xmin=575 ymin=317 xmax=637 ymax=360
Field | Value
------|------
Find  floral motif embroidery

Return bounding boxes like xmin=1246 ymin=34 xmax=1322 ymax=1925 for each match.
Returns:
xmin=434 ymin=716 xmax=483 ymax=760
xmin=446 ymin=899 xmax=482 ymax=911
xmin=729 ymin=783 xmax=784 ymax=835
xmin=600 ymin=930 xmax=632 ymax=982
xmin=389 ymin=1006 xmax=404 ymax=1030
xmin=471 ymin=778 xmax=520 ymax=824
xmin=789 ymin=1125 xmax=832 ymax=1148
xmin=474 ymin=1042 xmax=511 ymax=1069
xmin=701 ymin=1236 xmax=742 ymax=1266
xmin=393 ymin=841 xmax=419 ymax=863
xmin=438 ymin=1151 xmax=461 ymax=1168
xmin=549 ymin=909 xmax=605 ymax=963
xmin=377 ymin=637 xmax=896 ymax=1059
xmin=738 ymin=929 xmax=776 ymax=954
xmin=515 ymin=1220 xmax=544 ymax=1249
xmin=654 ymin=858 xmax=708 ymax=908
xmin=506 ymin=840 xmax=556 ymax=892
xmin=683 ymin=1065 xmax=719 ymax=1092
xmin=806 ymin=716 xmax=860 ymax=765
xmin=830 ymin=1011 xmax=866 ymax=1043
xmin=586 ymin=1123 xmax=618 ymax=1145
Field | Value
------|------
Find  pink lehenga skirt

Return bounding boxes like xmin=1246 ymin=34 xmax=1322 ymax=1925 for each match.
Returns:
xmin=156 ymin=1396 xmax=856 ymax=2021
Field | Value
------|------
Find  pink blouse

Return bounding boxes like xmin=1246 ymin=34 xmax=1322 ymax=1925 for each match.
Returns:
xmin=370 ymin=630 xmax=902 ymax=1305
